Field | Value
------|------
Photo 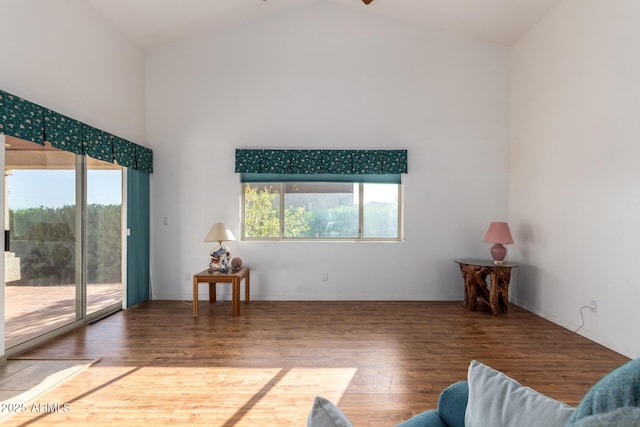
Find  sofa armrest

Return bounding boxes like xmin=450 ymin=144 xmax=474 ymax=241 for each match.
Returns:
xmin=437 ymin=381 xmax=468 ymax=427
xmin=394 ymin=409 xmax=449 ymax=427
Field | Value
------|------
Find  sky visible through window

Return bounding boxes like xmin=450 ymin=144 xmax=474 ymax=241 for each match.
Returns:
xmin=354 ymin=183 xmax=399 ymax=205
xmin=8 ymin=170 xmax=122 ymax=210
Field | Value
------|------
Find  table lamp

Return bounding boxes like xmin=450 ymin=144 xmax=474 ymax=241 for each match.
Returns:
xmin=204 ymin=222 xmax=235 ymax=272
xmin=483 ymin=222 xmax=513 ymax=264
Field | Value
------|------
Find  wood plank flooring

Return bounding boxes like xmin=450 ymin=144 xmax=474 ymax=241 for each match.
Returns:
xmin=3 ymin=301 xmax=630 ymax=426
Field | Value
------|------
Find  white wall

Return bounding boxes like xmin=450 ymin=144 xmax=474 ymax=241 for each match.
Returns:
xmin=0 ymin=0 xmax=146 ymax=142
xmin=147 ymin=2 xmax=509 ymax=301
xmin=0 ymin=0 xmax=146 ymax=357
xmin=508 ymin=0 xmax=640 ymax=358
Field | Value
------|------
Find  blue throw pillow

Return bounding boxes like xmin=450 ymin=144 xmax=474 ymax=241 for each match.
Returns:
xmin=568 ymin=406 xmax=640 ymax=426
xmin=307 ymin=396 xmax=354 ymax=427
xmin=567 ymin=358 xmax=640 ymax=425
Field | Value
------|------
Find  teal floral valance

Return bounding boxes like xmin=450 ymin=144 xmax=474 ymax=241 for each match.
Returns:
xmin=112 ymin=136 xmax=137 ymax=169
xmin=44 ymin=110 xmax=84 ymax=154
xmin=135 ymin=145 xmax=153 ymax=173
xmin=0 ymin=89 xmax=152 ymax=173
xmin=235 ymin=149 xmax=408 ymax=175
xmin=83 ymin=125 xmax=115 ymax=163
xmin=0 ymin=91 xmax=44 ymax=144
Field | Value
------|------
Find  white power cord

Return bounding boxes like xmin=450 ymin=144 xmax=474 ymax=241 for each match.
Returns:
xmin=574 ymin=305 xmax=591 ymax=333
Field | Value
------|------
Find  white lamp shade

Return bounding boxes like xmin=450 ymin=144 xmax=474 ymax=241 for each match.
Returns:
xmin=204 ymin=222 xmax=236 ymax=243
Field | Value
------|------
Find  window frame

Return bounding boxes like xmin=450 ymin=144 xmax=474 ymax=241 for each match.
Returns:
xmin=240 ymin=180 xmax=404 ymax=242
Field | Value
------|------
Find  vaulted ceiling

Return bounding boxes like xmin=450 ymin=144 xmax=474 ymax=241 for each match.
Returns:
xmin=87 ymin=0 xmax=562 ymax=50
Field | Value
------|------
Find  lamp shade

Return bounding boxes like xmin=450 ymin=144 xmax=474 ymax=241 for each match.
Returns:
xmin=483 ymin=222 xmax=513 ymax=244
xmin=204 ymin=222 xmax=236 ymax=243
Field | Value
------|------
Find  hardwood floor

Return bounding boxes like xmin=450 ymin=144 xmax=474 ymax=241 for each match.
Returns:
xmin=3 ymin=301 xmax=629 ymax=426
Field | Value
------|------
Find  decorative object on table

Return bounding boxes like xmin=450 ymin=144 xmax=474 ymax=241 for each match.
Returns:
xmin=483 ymin=222 xmax=513 ymax=264
xmin=212 ymin=246 xmax=230 ymax=273
xmin=230 ymin=257 xmax=243 ymax=272
xmin=204 ymin=222 xmax=235 ymax=272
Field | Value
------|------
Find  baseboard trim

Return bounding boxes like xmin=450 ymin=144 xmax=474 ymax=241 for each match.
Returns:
xmin=511 ymin=298 xmax=634 ymax=359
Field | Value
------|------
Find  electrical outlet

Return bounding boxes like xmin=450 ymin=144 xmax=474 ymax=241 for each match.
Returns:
xmin=590 ymin=300 xmax=598 ymax=313
xmin=321 ymin=272 xmax=329 ymax=281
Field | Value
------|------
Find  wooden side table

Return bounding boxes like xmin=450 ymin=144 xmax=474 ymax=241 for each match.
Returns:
xmin=192 ymin=267 xmax=250 ymax=317
xmin=454 ymin=259 xmax=517 ymax=315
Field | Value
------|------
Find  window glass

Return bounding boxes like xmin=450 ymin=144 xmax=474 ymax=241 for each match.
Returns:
xmin=284 ymin=182 xmax=357 ymax=238
xmin=243 ymin=183 xmax=280 ymax=238
xmin=87 ymin=166 xmax=123 ymax=316
xmin=242 ymin=181 xmax=402 ymax=241
xmin=363 ymin=183 xmax=399 ymax=238
xmin=4 ymin=138 xmax=79 ymax=348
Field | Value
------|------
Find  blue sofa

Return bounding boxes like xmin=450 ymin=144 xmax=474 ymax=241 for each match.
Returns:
xmin=396 ymin=358 xmax=640 ymax=427
xmin=307 ymin=358 xmax=640 ymax=427
xmin=395 ymin=381 xmax=468 ymax=427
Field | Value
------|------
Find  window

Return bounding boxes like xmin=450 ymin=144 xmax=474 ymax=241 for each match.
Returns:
xmin=242 ymin=181 xmax=402 ymax=240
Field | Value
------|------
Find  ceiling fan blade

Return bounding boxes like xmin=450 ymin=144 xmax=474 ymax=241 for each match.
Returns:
xmin=362 ymin=0 xmax=374 ymax=4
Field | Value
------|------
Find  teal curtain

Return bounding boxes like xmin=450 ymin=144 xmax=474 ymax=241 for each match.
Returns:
xmin=236 ymin=149 xmax=407 ymax=183
xmin=126 ymin=168 xmax=150 ymax=307
xmin=1 ymin=89 xmax=153 ymax=308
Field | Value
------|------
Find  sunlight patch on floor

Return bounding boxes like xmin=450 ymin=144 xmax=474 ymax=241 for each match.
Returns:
xmin=2 ymin=365 xmax=358 ymax=426
xmin=0 ymin=359 xmax=98 ymax=422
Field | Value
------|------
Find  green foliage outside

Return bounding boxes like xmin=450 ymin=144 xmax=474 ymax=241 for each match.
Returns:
xmin=243 ymin=185 xmax=280 ymax=238
xmin=284 ymin=206 xmax=311 ymax=237
xmin=9 ymin=204 xmax=121 ymax=286
xmin=243 ymin=185 xmax=310 ymax=238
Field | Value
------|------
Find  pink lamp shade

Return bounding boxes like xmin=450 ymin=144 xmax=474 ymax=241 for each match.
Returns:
xmin=483 ymin=222 xmax=513 ymax=263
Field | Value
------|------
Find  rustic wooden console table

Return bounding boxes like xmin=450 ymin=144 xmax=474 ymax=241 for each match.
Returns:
xmin=454 ymin=259 xmax=517 ymax=315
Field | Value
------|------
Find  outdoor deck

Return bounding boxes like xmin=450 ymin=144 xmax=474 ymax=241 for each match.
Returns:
xmin=4 ymin=284 xmax=122 ymax=349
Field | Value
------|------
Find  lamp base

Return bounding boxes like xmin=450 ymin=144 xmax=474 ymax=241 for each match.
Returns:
xmin=210 ymin=242 xmax=231 ymax=273
xmin=490 ymin=243 xmax=507 ymax=263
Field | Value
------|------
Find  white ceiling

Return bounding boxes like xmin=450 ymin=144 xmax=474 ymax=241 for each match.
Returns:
xmin=87 ymin=0 xmax=563 ymax=51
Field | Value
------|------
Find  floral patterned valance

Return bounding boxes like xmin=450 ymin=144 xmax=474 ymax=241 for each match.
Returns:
xmin=112 ymin=136 xmax=137 ymax=169
xmin=0 ymin=89 xmax=153 ymax=173
xmin=44 ymin=110 xmax=84 ymax=154
xmin=135 ymin=145 xmax=153 ymax=173
xmin=235 ymin=149 xmax=407 ymax=175
xmin=0 ymin=91 xmax=44 ymax=144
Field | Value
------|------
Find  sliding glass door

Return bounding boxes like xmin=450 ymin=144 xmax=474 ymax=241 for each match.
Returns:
xmin=86 ymin=165 xmax=123 ymax=317
xmin=4 ymin=136 xmax=123 ymax=350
